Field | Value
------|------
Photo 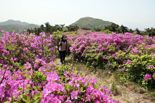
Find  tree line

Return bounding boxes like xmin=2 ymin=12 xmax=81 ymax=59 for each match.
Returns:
xmin=100 ymin=23 xmax=155 ymax=36
xmin=27 ymin=22 xmax=79 ymax=35
xmin=27 ymin=22 xmax=155 ymax=36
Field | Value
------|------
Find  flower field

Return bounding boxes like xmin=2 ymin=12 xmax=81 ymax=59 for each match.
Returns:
xmin=69 ymin=32 xmax=155 ymax=88
xmin=1 ymin=31 xmax=155 ymax=103
xmin=0 ymin=32 xmax=119 ymax=103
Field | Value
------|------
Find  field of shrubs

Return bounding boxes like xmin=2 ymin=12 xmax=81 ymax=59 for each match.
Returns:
xmin=0 ymin=31 xmax=155 ymax=103
xmin=69 ymin=32 xmax=155 ymax=89
xmin=0 ymin=32 xmax=119 ymax=103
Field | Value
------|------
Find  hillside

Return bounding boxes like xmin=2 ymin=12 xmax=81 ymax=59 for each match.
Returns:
xmin=0 ymin=20 xmax=39 ymax=32
xmin=71 ymin=17 xmax=113 ymax=30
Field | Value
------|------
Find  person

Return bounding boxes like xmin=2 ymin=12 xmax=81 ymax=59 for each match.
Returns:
xmin=58 ymin=35 xmax=68 ymax=64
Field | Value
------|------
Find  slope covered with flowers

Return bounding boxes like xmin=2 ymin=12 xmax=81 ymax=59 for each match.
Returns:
xmin=0 ymin=32 xmax=119 ymax=103
xmin=69 ymin=32 xmax=155 ymax=88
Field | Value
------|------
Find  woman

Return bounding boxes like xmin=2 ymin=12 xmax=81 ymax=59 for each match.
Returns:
xmin=58 ymin=35 xmax=68 ymax=64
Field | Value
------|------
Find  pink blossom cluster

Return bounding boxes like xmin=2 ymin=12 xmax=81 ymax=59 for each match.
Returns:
xmin=0 ymin=32 xmax=119 ymax=103
xmin=0 ymin=32 xmax=56 ymax=69
xmin=41 ymin=71 xmax=119 ymax=103
xmin=0 ymin=64 xmax=119 ymax=103
xmin=144 ymin=74 xmax=152 ymax=81
xmin=144 ymin=64 xmax=155 ymax=81
xmin=70 ymin=32 xmax=153 ymax=55
xmin=69 ymin=32 xmax=155 ymax=88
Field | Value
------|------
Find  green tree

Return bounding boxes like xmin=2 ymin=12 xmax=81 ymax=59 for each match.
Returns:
xmin=135 ymin=28 xmax=141 ymax=34
xmin=119 ymin=25 xmax=129 ymax=33
xmin=144 ymin=28 xmax=155 ymax=36
xmin=40 ymin=24 xmax=45 ymax=32
xmin=45 ymin=22 xmax=52 ymax=33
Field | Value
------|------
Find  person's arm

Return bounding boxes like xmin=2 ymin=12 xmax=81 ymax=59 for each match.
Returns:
xmin=58 ymin=41 xmax=61 ymax=51
xmin=66 ymin=41 xmax=68 ymax=54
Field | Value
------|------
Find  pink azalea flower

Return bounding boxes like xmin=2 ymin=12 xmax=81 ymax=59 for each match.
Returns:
xmin=126 ymin=60 xmax=132 ymax=64
xmin=144 ymin=74 xmax=152 ymax=81
xmin=148 ymin=65 xmax=154 ymax=69
xmin=65 ymin=100 xmax=72 ymax=103
xmin=132 ymin=47 xmax=139 ymax=54
xmin=71 ymin=91 xmax=78 ymax=99
xmin=24 ymin=62 xmax=32 ymax=70
xmin=23 ymin=47 xmax=29 ymax=52
xmin=46 ymin=72 xmax=59 ymax=82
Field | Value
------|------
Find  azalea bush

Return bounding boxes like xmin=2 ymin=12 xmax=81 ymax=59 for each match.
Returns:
xmin=70 ymin=32 xmax=148 ymax=69
xmin=123 ymin=42 xmax=155 ymax=88
xmin=70 ymin=32 xmax=155 ymax=88
xmin=0 ymin=32 xmax=119 ymax=103
xmin=125 ymin=53 xmax=155 ymax=88
xmin=0 ymin=32 xmax=56 ymax=70
xmin=41 ymin=65 xmax=119 ymax=103
xmin=0 ymin=64 xmax=119 ymax=103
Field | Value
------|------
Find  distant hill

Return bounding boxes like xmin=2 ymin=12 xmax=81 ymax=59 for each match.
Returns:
xmin=71 ymin=17 xmax=113 ymax=30
xmin=0 ymin=20 xmax=39 ymax=32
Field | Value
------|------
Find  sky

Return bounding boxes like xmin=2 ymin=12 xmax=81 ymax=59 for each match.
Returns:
xmin=0 ymin=0 xmax=155 ymax=30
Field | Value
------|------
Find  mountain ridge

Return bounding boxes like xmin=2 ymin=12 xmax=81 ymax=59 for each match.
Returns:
xmin=0 ymin=19 xmax=39 ymax=32
xmin=71 ymin=17 xmax=113 ymax=30
xmin=0 ymin=17 xmax=115 ymax=32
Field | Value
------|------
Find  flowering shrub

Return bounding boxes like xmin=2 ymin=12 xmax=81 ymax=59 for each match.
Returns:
xmin=41 ymin=65 xmax=119 ymax=103
xmin=0 ymin=64 xmax=119 ymax=103
xmin=70 ymin=32 xmax=155 ymax=88
xmin=0 ymin=32 xmax=56 ymax=71
xmin=0 ymin=32 xmax=119 ymax=103
xmin=144 ymin=74 xmax=152 ymax=81
xmin=125 ymin=53 xmax=155 ymax=88
xmin=70 ymin=33 xmax=147 ymax=68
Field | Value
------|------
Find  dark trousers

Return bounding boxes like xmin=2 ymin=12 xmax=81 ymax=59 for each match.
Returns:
xmin=59 ymin=51 xmax=66 ymax=64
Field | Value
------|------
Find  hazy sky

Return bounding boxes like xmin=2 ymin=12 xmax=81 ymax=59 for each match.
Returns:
xmin=0 ymin=0 xmax=155 ymax=30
